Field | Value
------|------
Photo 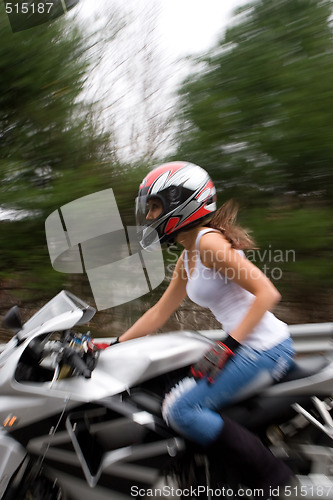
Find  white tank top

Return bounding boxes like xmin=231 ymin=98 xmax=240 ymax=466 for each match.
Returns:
xmin=184 ymin=228 xmax=290 ymax=350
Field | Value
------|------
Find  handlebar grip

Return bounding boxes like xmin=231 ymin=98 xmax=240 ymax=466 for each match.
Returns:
xmin=62 ymin=347 xmax=91 ymax=379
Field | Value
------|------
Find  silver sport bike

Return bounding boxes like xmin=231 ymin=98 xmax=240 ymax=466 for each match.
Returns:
xmin=0 ymin=290 xmax=333 ymax=500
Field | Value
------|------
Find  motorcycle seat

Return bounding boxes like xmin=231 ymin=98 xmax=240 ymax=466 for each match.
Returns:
xmin=278 ymin=354 xmax=329 ymax=383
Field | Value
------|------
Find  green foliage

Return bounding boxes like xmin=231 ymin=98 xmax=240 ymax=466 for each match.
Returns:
xmin=0 ymin=8 xmax=116 ymax=298
xmin=176 ymin=0 xmax=333 ymax=201
xmin=242 ymin=204 xmax=333 ymax=286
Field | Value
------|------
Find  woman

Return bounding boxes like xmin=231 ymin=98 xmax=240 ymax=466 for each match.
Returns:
xmin=117 ymin=161 xmax=295 ymax=494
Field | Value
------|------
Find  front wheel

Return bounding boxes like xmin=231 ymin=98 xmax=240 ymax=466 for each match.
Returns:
xmin=4 ymin=462 xmax=65 ymax=500
xmin=19 ymin=474 xmax=64 ymax=500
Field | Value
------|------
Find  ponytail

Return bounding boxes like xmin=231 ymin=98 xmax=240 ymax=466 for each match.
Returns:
xmin=207 ymin=200 xmax=256 ymax=250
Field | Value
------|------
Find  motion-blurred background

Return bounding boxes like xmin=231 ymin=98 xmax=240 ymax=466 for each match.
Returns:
xmin=1 ymin=0 xmax=332 ymax=339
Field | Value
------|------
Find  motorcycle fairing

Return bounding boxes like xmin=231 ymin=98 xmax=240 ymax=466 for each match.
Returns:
xmin=0 ymin=332 xmax=211 ymax=432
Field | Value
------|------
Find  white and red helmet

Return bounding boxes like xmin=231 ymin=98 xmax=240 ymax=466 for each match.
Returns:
xmin=136 ymin=161 xmax=217 ymax=249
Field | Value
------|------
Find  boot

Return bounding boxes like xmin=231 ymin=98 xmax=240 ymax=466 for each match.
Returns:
xmin=207 ymin=415 xmax=293 ymax=498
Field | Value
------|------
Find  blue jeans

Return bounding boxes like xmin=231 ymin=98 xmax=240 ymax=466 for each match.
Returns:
xmin=165 ymin=337 xmax=295 ymax=446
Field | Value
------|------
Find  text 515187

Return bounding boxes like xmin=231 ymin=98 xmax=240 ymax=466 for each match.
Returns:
xmin=5 ymin=3 xmax=55 ymax=14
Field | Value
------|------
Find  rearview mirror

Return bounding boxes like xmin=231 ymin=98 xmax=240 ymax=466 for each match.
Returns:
xmin=2 ymin=305 xmax=23 ymax=334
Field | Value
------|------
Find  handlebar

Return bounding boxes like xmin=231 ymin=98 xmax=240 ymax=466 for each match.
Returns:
xmin=61 ymin=347 xmax=92 ymax=379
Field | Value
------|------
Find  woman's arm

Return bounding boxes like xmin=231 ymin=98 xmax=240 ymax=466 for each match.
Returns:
xmin=200 ymin=232 xmax=281 ymax=344
xmin=118 ymin=253 xmax=188 ymax=342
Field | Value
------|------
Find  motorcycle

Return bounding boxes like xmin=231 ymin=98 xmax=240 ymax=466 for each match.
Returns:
xmin=0 ymin=290 xmax=333 ymax=500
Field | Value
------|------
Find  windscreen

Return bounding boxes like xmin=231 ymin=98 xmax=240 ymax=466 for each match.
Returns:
xmin=21 ymin=291 xmax=84 ymax=333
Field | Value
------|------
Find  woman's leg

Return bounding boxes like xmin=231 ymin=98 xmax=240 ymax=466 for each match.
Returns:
xmin=164 ymin=338 xmax=294 ymax=496
xmin=210 ymin=415 xmax=293 ymax=497
xmin=166 ymin=337 xmax=294 ymax=445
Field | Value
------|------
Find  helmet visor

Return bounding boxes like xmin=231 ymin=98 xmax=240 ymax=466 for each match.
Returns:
xmin=135 ymin=195 xmax=164 ymax=250
xmin=135 ymin=195 xmax=164 ymax=227
xmin=135 ymin=195 xmax=148 ymax=229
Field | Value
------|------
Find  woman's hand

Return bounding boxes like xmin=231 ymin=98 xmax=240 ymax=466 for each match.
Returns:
xmin=191 ymin=335 xmax=241 ymax=383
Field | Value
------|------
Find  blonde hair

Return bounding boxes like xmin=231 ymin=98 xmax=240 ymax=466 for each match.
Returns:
xmin=207 ymin=199 xmax=256 ymax=250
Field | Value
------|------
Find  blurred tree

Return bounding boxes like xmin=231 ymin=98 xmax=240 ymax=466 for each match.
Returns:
xmin=86 ymin=1 xmax=177 ymax=165
xmin=0 ymin=6 xmax=123 ymax=300
xmin=176 ymin=0 xmax=333 ymax=202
